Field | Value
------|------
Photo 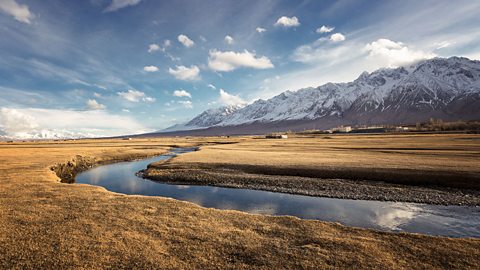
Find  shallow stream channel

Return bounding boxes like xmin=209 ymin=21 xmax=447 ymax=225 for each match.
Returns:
xmin=75 ymin=147 xmax=480 ymax=238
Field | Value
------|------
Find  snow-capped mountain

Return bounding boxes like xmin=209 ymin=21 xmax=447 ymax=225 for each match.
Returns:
xmin=0 ymin=129 xmax=93 ymax=141
xmin=167 ymin=57 xmax=480 ymax=133
xmin=163 ymin=104 xmax=243 ymax=131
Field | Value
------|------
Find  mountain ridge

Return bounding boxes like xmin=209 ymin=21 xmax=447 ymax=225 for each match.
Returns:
xmin=163 ymin=56 xmax=480 ymax=134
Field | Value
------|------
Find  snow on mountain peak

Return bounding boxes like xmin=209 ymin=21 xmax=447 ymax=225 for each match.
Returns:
xmin=171 ymin=57 xmax=480 ymax=131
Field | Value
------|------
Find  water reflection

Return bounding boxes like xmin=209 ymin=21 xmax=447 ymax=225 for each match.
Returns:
xmin=75 ymin=148 xmax=480 ymax=238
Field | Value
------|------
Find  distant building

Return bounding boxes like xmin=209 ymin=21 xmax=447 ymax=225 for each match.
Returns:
xmin=350 ymin=126 xmax=388 ymax=133
xmin=123 ymin=137 xmax=132 ymax=140
xmin=266 ymin=134 xmax=288 ymax=139
xmin=331 ymin=126 xmax=352 ymax=133
xmin=395 ymin=126 xmax=410 ymax=132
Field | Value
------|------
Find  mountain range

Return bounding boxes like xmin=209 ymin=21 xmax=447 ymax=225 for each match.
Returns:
xmin=160 ymin=56 xmax=480 ymax=136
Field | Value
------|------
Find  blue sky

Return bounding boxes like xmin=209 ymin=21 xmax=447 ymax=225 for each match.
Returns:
xmin=0 ymin=0 xmax=479 ymax=138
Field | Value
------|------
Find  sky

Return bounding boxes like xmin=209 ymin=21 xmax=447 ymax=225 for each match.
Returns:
xmin=0 ymin=0 xmax=479 ymax=138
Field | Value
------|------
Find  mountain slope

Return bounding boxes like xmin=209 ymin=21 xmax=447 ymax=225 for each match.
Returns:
xmin=166 ymin=57 xmax=480 ymax=134
xmin=162 ymin=105 xmax=242 ymax=132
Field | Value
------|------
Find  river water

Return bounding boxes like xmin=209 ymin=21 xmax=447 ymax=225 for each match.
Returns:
xmin=75 ymin=148 xmax=480 ymax=238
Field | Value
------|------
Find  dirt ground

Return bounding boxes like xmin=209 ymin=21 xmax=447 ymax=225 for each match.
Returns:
xmin=0 ymin=135 xmax=479 ymax=269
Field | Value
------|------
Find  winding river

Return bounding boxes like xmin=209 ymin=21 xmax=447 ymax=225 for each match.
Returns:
xmin=75 ymin=148 xmax=480 ymax=238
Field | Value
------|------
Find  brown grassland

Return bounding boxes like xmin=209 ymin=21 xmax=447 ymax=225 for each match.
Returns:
xmin=146 ymin=133 xmax=480 ymax=205
xmin=0 ymin=134 xmax=479 ymax=269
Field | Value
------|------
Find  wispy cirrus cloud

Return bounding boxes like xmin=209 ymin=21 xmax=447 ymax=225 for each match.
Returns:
xmin=104 ymin=0 xmax=142 ymax=12
xmin=178 ymin=100 xmax=193 ymax=109
xmin=117 ymin=90 xmax=155 ymax=103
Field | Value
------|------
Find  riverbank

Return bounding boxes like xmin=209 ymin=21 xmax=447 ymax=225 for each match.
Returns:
xmin=145 ymin=134 xmax=480 ymax=206
xmin=143 ymin=166 xmax=480 ymax=206
xmin=1 ymin=137 xmax=479 ymax=269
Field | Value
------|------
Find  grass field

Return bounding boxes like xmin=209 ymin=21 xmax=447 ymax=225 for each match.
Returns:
xmin=146 ymin=133 xmax=480 ymax=205
xmin=0 ymin=135 xmax=479 ymax=269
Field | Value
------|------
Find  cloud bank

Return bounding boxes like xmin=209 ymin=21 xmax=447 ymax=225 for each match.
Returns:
xmin=365 ymin=38 xmax=435 ymax=67
xmin=0 ymin=108 xmax=150 ymax=139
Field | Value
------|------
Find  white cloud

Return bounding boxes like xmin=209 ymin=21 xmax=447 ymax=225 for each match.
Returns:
xmin=256 ymin=27 xmax=266 ymax=33
xmin=330 ymin=33 xmax=346 ymax=42
xmin=117 ymin=89 xmax=155 ymax=103
xmin=274 ymin=16 xmax=300 ymax=28
xmin=173 ymin=89 xmax=192 ymax=98
xmin=168 ymin=65 xmax=200 ymax=81
xmin=143 ymin=65 xmax=159 ymax=72
xmin=224 ymin=35 xmax=234 ymax=45
xmin=122 ymin=109 xmax=130 ymax=112
xmin=86 ymin=99 xmax=106 ymax=110
xmin=177 ymin=34 xmax=195 ymax=48
xmin=0 ymin=107 xmax=149 ymax=139
xmin=208 ymin=50 xmax=274 ymax=72
xmin=118 ymin=90 xmax=144 ymax=102
xmin=163 ymin=39 xmax=171 ymax=47
xmin=219 ymin=89 xmax=246 ymax=106
xmin=365 ymin=38 xmax=435 ymax=67
xmin=0 ymin=0 xmax=34 ymax=24
xmin=93 ymin=92 xmax=102 ymax=98
xmin=148 ymin=40 xmax=171 ymax=53
xmin=0 ymin=108 xmax=38 ymax=134
xmin=148 ymin=44 xmax=160 ymax=53
xmin=316 ymin=25 xmax=334 ymax=33
xmin=207 ymin=84 xmax=216 ymax=90
xmin=104 ymin=0 xmax=141 ymax=12
xmin=256 ymin=1 xmax=480 ymax=100
xmin=143 ymin=96 xmax=156 ymax=103
xmin=178 ymin=100 xmax=193 ymax=109
xmin=270 ymin=37 xmax=438 ymax=100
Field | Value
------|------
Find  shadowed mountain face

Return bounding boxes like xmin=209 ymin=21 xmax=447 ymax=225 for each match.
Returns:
xmin=159 ymin=57 xmax=480 ymax=136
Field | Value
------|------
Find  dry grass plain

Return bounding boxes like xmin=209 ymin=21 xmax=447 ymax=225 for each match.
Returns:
xmin=147 ymin=133 xmax=480 ymax=205
xmin=0 ymin=135 xmax=479 ymax=269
